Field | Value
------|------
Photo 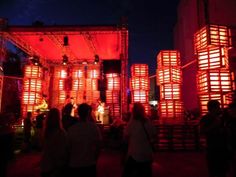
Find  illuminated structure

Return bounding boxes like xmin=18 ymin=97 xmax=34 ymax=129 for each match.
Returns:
xmin=195 ymin=25 xmax=235 ymax=115
xmin=157 ymin=50 xmax=183 ymax=120
xmin=0 ymin=24 xmax=128 ymax=118
xmin=130 ymin=64 xmax=150 ymax=114
xmin=106 ymin=73 xmax=120 ymax=119
xmin=22 ymin=65 xmax=42 ymax=115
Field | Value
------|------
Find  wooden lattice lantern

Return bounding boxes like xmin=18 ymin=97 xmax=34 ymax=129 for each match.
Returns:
xmin=197 ymin=46 xmax=229 ymax=70
xmin=194 ymin=24 xmax=231 ymax=53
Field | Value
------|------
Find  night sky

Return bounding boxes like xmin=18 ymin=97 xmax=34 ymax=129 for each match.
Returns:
xmin=0 ymin=0 xmax=180 ymax=74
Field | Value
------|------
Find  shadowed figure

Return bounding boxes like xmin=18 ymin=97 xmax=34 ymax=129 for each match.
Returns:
xmin=122 ymin=102 xmax=156 ymax=177
xmin=67 ymin=103 xmax=102 ymax=177
xmin=40 ymin=108 xmax=67 ymax=177
xmin=200 ymin=100 xmax=230 ymax=177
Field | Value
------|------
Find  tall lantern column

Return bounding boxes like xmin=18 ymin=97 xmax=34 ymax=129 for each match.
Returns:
xmin=22 ymin=65 xmax=42 ymax=116
xmin=156 ymin=50 xmax=183 ymax=122
xmin=130 ymin=64 xmax=150 ymax=114
xmin=194 ymin=25 xmax=235 ymax=115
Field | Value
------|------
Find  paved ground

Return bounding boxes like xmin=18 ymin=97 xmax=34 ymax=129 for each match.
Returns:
xmin=7 ymin=149 xmax=208 ymax=177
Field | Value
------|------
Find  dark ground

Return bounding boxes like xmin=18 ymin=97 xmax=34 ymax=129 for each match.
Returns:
xmin=7 ymin=149 xmax=208 ymax=177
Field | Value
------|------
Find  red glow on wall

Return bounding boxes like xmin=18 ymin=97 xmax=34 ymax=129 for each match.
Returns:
xmin=157 ymin=50 xmax=183 ymax=120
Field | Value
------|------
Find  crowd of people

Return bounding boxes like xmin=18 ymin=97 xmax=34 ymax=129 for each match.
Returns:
xmin=200 ymin=100 xmax=236 ymax=177
xmin=1 ymin=98 xmax=236 ymax=177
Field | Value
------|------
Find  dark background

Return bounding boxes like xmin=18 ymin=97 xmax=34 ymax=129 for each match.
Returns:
xmin=0 ymin=0 xmax=180 ymax=75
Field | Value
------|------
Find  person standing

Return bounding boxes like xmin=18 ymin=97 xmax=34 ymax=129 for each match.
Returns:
xmin=67 ymin=103 xmax=102 ymax=177
xmin=200 ymin=100 xmax=230 ymax=177
xmin=122 ymin=102 xmax=156 ymax=177
xmin=40 ymin=108 xmax=67 ymax=177
xmin=226 ymin=102 xmax=236 ymax=177
xmin=23 ymin=112 xmax=32 ymax=152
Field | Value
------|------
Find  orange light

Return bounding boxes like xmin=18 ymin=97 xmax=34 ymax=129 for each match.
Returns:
xmin=24 ymin=65 xmax=42 ymax=78
xmin=54 ymin=68 xmax=67 ymax=78
xmin=131 ymin=77 xmax=149 ymax=90
xmin=106 ymin=91 xmax=119 ymax=104
xmin=71 ymin=68 xmax=84 ymax=78
xmin=156 ymin=50 xmax=183 ymax=120
xmin=199 ymin=93 xmax=232 ymax=115
xmin=86 ymin=79 xmax=98 ymax=91
xmin=157 ymin=50 xmax=181 ymax=68
xmin=160 ymin=84 xmax=181 ymax=100
xmin=131 ymin=64 xmax=148 ymax=77
xmin=87 ymin=65 xmax=100 ymax=79
xmin=22 ymin=65 xmax=43 ymax=115
xmin=23 ymin=79 xmax=42 ymax=92
xmin=197 ymin=69 xmax=234 ymax=93
xmin=159 ymin=100 xmax=184 ymax=119
xmin=72 ymin=79 xmax=85 ymax=90
xmin=157 ymin=67 xmax=181 ymax=85
xmin=130 ymin=64 xmax=150 ymax=114
xmin=132 ymin=90 xmax=149 ymax=103
xmin=197 ymin=46 xmax=229 ymax=70
xmin=194 ymin=25 xmax=231 ymax=53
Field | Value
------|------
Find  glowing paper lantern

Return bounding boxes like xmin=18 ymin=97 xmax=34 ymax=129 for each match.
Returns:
xmin=22 ymin=65 xmax=42 ymax=115
xmin=199 ymin=93 xmax=232 ymax=114
xmin=159 ymin=100 xmax=184 ymax=119
xmin=160 ymin=84 xmax=181 ymax=100
xmin=157 ymin=50 xmax=181 ymax=68
xmin=130 ymin=64 xmax=150 ymax=114
xmin=107 ymin=75 xmax=120 ymax=90
xmin=157 ymin=67 xmax=181 ymax=85
xmin=156 ymin=50 xmax=183 ymax=120
xmin=197 ymin=69 xmax=235 ymax=93
xmin=194 ymin=25 xmax=231 ymax=52
xmin=131 ymin=64 xmax=148 ymax=77
xmin=130 ymin=77 xmax=149 ymax=90
xmin=197 ymin=46 xmax=229 ymax=70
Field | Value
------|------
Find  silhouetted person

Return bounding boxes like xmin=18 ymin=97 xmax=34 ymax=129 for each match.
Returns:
xmin=41 ymin=108 xmax=67 ymax=177
xmin=0 ymin=113 xmax=15 ymax=177
xmin=62 ymin=103 xmax=78 ymax=131
xmin=67 ymin=103 xmax=102 ymax=177
xmin=122 ymin=102 xmax=156 ymax=177
xmin=226 ymin=102 xmax=236 ymax=177
xmin=200 ymin=100 xmax=230 ymax=177
xmin=23 ymin=112 xmax=32 ymax=152
xmin=35 ymin=110 xmax=46 ymax=150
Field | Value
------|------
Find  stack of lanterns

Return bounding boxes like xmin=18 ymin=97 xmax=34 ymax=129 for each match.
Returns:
xmin=157 ymin=50 xmax=183 ymax=121
xmin=106 ymin=73 xmax=120 ymax=119
xmin=53 ymin=67 xmax=67 ymax=106
xmin=130 ymin=64 xmax=150 ymax=114
xmin=85 ymin=65 xmax=100 ymax=104
xmin=22 ymin=65 xmax=42 ymax=115
xmin=71 ymin=66 xmax=85 ymax=104
xmin=194 ymin=24 xmax=235 ymax=115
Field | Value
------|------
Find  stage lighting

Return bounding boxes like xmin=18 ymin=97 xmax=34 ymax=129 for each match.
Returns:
xmin=82 ymin=60 xmax=88 ymax=65
xmin=94 ymin=54 xmax=99 ymax=64
xmin=30 ymin=56 xmax=40 ymax=66
xmin=62 ymin=55 xmax=68 ymax=65
xmin=63 ymin=36 xmax=69 ymax=46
